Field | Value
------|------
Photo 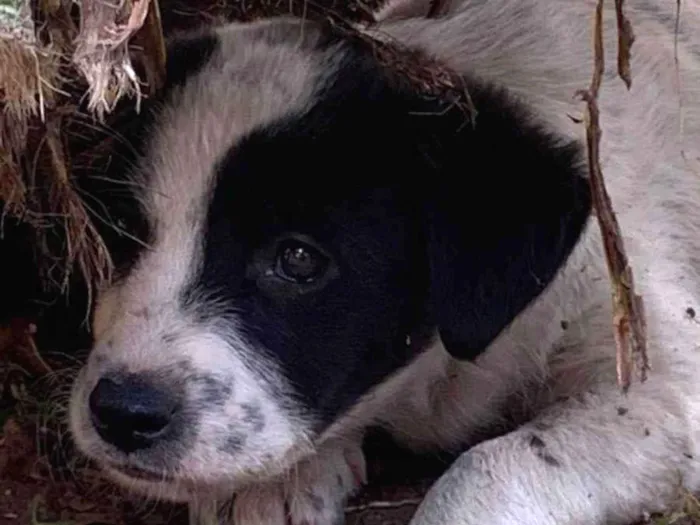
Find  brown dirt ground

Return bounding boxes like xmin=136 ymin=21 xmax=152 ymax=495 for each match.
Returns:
xmin=0 ymin=399 xmax=441 ymax=524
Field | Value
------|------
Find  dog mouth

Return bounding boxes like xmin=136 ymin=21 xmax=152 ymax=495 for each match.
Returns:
xmin=105 ymin=462 xmax=175 ymax=484
xmin=103 ymin=461 xmax=243 ymax=502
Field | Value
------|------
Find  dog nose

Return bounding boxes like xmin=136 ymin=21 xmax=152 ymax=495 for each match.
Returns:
xmin=88 ymin=374 xmax=178 ymax=453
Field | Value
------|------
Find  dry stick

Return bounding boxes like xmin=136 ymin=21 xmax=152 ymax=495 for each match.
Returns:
xmin=345 ymin=498 xmax=424 ymax=513
xmin=0 ymin=319 xmax=52 ymax=376
xmin=614 ymin=0 xmax=635 ymax=89
xmin=672 ymin=0 xmax=694 ymax=170
xmin=576 ymin=0 xmax=648 ymax=393
xmin=130 ymin=0 xmax=166 ymax=97
xmin=427 ymin=0 xmax=448 ymax=18
xmin=146 ymin=0 xmax=166 ymax=91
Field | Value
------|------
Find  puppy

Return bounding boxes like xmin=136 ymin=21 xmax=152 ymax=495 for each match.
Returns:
xmin=68 ymin=1 xmax=700 ymax=524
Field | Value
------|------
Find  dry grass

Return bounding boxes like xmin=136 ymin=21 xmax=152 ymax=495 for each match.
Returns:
xmin=0 ymin=5 xmax=62 ymax=218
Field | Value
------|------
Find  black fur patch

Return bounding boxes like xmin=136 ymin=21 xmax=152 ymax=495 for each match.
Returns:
xmin=221 ymin=427 xmax=247 ymax=453
xmin=241 ymin=403 xmax=266 ymax=432
xmin=185 ymin=23 xmax=591 ymax=429
xmin=529 ymin=434 xmax=561 ymax=467
xmin=193 ymin=374 xmax=234 ymax=406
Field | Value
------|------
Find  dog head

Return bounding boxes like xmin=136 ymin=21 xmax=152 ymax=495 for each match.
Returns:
xmin=68 ymin=16 xmax=591 ymax=501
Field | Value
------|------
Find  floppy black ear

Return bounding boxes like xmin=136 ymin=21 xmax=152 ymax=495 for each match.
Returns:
xmin=415 ymin=81 xmax=592 ymax=360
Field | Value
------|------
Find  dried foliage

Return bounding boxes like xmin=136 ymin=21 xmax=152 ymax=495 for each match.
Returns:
xmin=73 ymin=0 xmax=165 ymax=119
xmin=0 ymin=1 xmax=61 ymax=217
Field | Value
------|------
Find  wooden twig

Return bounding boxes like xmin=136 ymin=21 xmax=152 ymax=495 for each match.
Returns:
xmin=345 ymin=498 xmax=424 ymax=513
xmin=330 ymin=17 xmax=476 ymax=123
xmin=576 ymin=0 xmax=649 ymax=392
xmin=0 ymin=318 xmax=53 ymax=377
xmin=427 ymin=0 xmax=449 ymax=18
xmin=130 ymin=0 xmax=166 ymax=97
xmin=614 ymin=0 xmax=635 ymax=88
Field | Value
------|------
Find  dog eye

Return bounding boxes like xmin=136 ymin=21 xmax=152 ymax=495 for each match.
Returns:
xmin=274 ymin=240 xmax=330 ymax=284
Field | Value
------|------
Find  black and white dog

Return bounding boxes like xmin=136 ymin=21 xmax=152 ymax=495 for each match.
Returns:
xmin=68 ymin=0 xmax=700 ymax=523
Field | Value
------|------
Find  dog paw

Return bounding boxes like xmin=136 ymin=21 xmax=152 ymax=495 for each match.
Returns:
xmin=232 ymin=442 xmax=366 ymax=525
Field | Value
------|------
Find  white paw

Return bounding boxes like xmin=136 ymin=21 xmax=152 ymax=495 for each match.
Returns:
xmin=232 ymin=442 xmax=367 ymax=525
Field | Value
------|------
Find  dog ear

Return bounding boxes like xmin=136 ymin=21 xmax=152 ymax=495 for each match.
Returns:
xmin=414 ymin=81 xmax=592 ymax=360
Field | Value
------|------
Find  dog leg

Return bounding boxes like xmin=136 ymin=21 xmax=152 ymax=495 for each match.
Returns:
xmin=409 ymin=373 xmax=700 ymax=525
xmin=232 ymin=440 xmax=366 ymax=525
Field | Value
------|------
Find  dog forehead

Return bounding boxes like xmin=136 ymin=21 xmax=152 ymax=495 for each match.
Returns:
xmin=140 ymin=19 xmax=335 ymax=241
xmin=87 ymin=21 xmax=335 ymax=316
xmin=119 ymin=20 xmax=345 ymax=295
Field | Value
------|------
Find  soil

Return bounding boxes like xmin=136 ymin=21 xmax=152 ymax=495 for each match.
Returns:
xmin=0 ymin=410 xmax=444 ymax=524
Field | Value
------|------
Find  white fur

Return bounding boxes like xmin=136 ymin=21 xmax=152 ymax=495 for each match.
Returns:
xmin=362 ymin=1 xmax=700 ymax=524
xmin=68 ymin=1 xmax=700 ymax=524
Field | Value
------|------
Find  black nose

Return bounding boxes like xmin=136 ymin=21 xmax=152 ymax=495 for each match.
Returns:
xmin=88 ymin=374 xmax=178 ymax=453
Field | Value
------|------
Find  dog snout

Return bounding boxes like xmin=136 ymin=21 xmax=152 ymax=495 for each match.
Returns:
xmin=88 ymin=374 xmax=180 ymax=453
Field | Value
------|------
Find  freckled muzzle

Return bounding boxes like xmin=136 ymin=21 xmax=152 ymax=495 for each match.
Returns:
xmin=74 ymin=364 xmax=238 ymax=456
xmin=70 ymin=359 xmax=290 ymax=492
xmin=69 ymin=368 xmax=193 ymax=476
xmin=68 ymin=314 xmax=317 ymax=502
